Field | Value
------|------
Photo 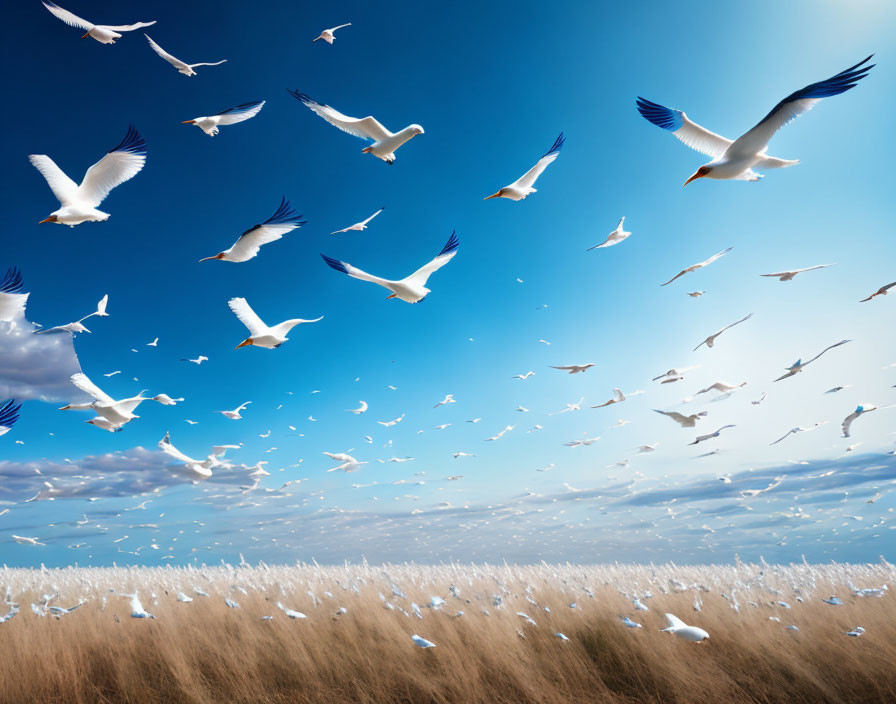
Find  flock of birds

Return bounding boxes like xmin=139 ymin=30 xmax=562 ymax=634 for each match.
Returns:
xmin=0 ymin=5 xmax=894 ymax=573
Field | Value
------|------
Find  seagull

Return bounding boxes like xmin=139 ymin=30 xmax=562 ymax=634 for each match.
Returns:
xmin=661 ymin=613 xmax=709 ymax=642
xmin=313 ymin=23 xmax=351 ymax=44
xmin=697 ymin=381 xmax=746 ymax=395
xmin=0 ymin=400 xmax=21 ymax=436
xmin=411 ymin=634 xmax=436 ymax=648
xmin=661 ymin=248 xmax=733 ymax=286
xmin=182 ymin=101 xmax=265 ymax=137
xmin=181 ymin=355 xmax=208 ymax=365
xmin=825 ymin=385 xmax=852 ymax=394
xmin=587 ymin=217 xmax=630 ymax=250
xmin=770 ymin=422 xmax=827 ymax=446
xmin=694 ymin=313 xmax=753 ymax=351
xmin=125 ymin=592 xmax=154 ymax=619
xmin=378 ymin=414 xmax=405 ymax=427
xmin=637 ymin=56 xmax=874 ymax=184
xmin=563 ymin=436 xmax=600 ymax=447
xmin=433 ymin=394 xmax=455 ymax=408
xmin=228 ymin=297 xmax=322 ymax=350
xmin=218 ymin=402 xmax=251 ymax=420
xmin=485 ymin=425 xmax=515 ymax=441
xmin=514 ymin=371 xmax=535 ymax=380
xmin=146 ymin=337 xmax=158 ymax=347
xmin=157 ymin=432 xmax=224 ymax=479
xmin=841 ymin=404 xmax=893 ymax=437
xmin=321 ymin=231 xmax=458 ymax=303
xmin=592 ymin=389 xmax=626 ymax=408
xmin=200 ymin=198 xmax=305 ymax=262
xmin=751 ymin=392 xmax=768 ymax=405
xmin=549 ymin=397 xmax=584 ymax=415
xmin=551 ymin=363 xmax=595 ymax=374
xmin=687 ymin=291 xmax=705 ymax=298
xmin=331 ymin=207 xmax=385 ymax=235
xmin=689 ymin=425 xmax=735 ymax=445
xmin=11 ymin=535 xmax=45 ymax=546
xmin=654 ymin=410 xmax=707 ymax=428
xmin=42 ymin=2 xmax=155 ymax=44
xmin=347 ymin=401 xmax=368 ymax=414
xmin=145 ymin=34 xmax=226 ymax=76
xmin=30 ymin=126 xmax=146 ymax=226
xmin=859 ymin=282 xmax=896 ymax=302
xmin=652 ymin=366 xmax=700 ymax=384
xmin=484 ymin=133 xmax=565 ymax=201
xmin=289 ymin=91 xmax=423 ymax=164
xmin=60 ymin=373 xmax=170 ymax=430
xmin=760 ymin=264 xmax=835 ymax=281
xmin=774 ymin=339 xmax=851 ymax=381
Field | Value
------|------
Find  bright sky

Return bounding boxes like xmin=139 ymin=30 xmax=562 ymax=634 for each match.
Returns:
xmin=1 ymin=0 xmax=895 ymax=567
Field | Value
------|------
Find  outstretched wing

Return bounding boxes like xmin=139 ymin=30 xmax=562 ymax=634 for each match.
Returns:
xmin=321 ymin=254 xmax=394 ymax=290
xmin=227 ymin=197 xmax=305 ymax=261
xmin=78 ymin=126 xmax=146 ymax=207
xmin=515 ymin=133 xmax=565 ymax=190
xmin=42 ymin=2 xmax=93 ymax=30
xmin=727 ymin=56 xmax=874 ymax=158
xmin=0 ymin=268 xmax=24 ymax=294
xmin=228 ymin=298 xmax=267 ymax=336
xmin=403 ymin=232 xmax=460 ymax=286
xmin=636 ymin=98 xmax=732 ymax=157
xmin=663 ymin=613 xmax=688 ymax=630
xmin=804 ymin=339 xmax=851 ymax=366
xmin=101 ymin=21 xmax=156 ymax=32
xmin=288 ymin=90 xmax=391 ymax=142
xmin=70 ymin=372 xmax=114 ymax=404
xmin=158 ymin=432 xmax=199 ymax=464
xmin=215 ymin=100 xmax=265 ymax=125
xmin=145 ymin=34 xmax=188 ymax=70
xmin=28 ymin=155 xmax=79 ymax=206
xmin=0 ymin=399 xmax=21 ymax=432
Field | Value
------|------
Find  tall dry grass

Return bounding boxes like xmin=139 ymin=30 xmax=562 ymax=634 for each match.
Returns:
xmin=0 ymin=561 xmax=894 ymax=703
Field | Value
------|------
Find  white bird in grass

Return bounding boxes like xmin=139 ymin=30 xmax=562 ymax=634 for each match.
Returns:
xmin=313 ymin=23 xmax=351 ymax=44
xmin=124 ymin=593 xmax=154 ymax=619
xmin=157 ymin=432 xmax=222 ymax=480
xmin=587 ymin=217 xmax=631 ymax=250
xmin=661 ymin=248 xmax=732 ymax=286
xmin=0 ymin=400 xmax=21 ymax=437
xmin=694 ymin=313 xmax=753 ymax=351
xmin=42 ymin=2 xmax=155 ymax=44
xmin=200 ymin=198 xmax=305 ymax=263
xmin=690 ymin=425 xmax=735 ymax=445
xmin=347 ymin=401 xmax=368 ymax=414
xmin=774 ymin=339 xmax=851 ymax=381
xmin=228 ymin=297 xmax=322 ymax=350
xmin=290 ymin=90 xmax=423 ymax=164
xmin=145 ymin=34 xmax=226 ymax=76
xmin=218 ymin=402 xmax=251 ymax=420
xmin=331 ymin=207 xmax=384 ymax=234
xmin=661 ymin=613 xmax=708 ymax=642
xmin=637 ymin=56 xmax=874 ymax=185
xmin=551 ymin=363 xmax=595 ymax=374
xmin=760 ymin=264 xmax=835 ymax=281
xmin=30 ymin=126 xmax=146 ymax=226
xmin=859 ymin=281 xmax=895 ymax=302
xmin=484 ymin=133 xmax=565 ymax=201
xmin=697 ymin=381 xmax=746 ymax=395
xmin=654 ymin=409 xmax=707 ymax=428
xmin=182 ymin=101 xmax=265 ymax=137
xmin=411 ymin=634 xmax=436 ymax=648
xmin=321 ymin=232 xmax=458 ymax=303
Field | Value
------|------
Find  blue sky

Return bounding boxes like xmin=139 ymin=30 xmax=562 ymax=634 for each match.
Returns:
xmin=1 ymin=0 xmax=895 ymax=567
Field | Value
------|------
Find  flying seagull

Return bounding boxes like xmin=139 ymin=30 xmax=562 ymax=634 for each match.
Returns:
xmin=199 ymin=198 xmax=305 ymax=262
xmin=145 ymin=34 xmax=226 ymax=76
xmin=661 ymin=248 xmax=732 ymax=286
xmin=654 ymin=410 xmax=707 ymax=428
xmin=157 ymin=432 xmax=222 ymax=479
xmin=587 ymin=217 xmax=630 ymax=250
xmin=689 ymin=425 xmax=736 ymax=445
xmin=636 ymin=56 xmax=874 ymax=184
xmin=182 ymin=101 xmax=265 ymax=137
xmin=289 ymin=90 xmax=423 ymax=164
xmin=30 ymin=126 xmax=146 ymax=226
xmin=0 ymin=400 xmax=21 ymax=437
xmin=331 ymin=207 xmax=384 ymax=234
xmin=550 ymin=364 xmax=595 ymax=374
xmin=859 ymin=282 xmax=895 ymax=302
xmin=42 ymin=2 xmax=155 ymax=44
xmin=841 ymin=404 xmax=894 ymax=437
xmin=321 ymin=231 xmax=458 ymax=303
xmin=760 ymin=264 xmax=835 ymax=281
xmin=228 ymin=297 xmax=322 ymax=349
xmin=484 ymin=133 xmax=565 ymax=201
xmin=774 ymin=339 xmax=851 ymax=381
xmin=694 ymin=313 xmax=753 ymax=351
xmin=770 ymin=423 xmax=827 ymax=446
xmin=313 ymin=23 xmax=351 ymax=43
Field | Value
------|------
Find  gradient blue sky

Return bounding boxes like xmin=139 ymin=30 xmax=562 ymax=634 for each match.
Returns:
xmin=1 ymin=0 xmax=895 ymax=567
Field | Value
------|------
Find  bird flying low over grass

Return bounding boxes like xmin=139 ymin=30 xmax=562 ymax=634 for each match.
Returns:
xmin=200 ymin=198 xmax=305 ymax=263
xmin=182 ymin=101 xmax=265 ymax=137
xmin=484 ymin=133 xmax=565 ymax=201
xmin=289 ymin=90 xmax=423 ymax=164
xmin=228 ymin=297 xmax=323 ymax=349
xmin=321 ymin=232 xmax=459 ymax=303
xmin=637 ymin=56 xmax=874 ymax=185
xmin=42 ymin=1 xmax=155 ymax=44
xmin=30 ymin=127 xmax=146 ymax=226
xmin=145 ymin=34 xmax=226 ymax=76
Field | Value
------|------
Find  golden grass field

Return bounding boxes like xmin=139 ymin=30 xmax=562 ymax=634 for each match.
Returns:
xmin=0 ymin=561 xmax=894 ymax=704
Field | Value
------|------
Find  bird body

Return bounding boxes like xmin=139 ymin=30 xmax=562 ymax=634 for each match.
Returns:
xmin=182 ymin=101 xmax=264 ymax=136
xmin=689 ymin=425 xmax=735 ymax=445
xmin=551 ymin=363 xmax=595 ymax=374
xmin=662 ymin=248 xmax=732 ymax=286
xmin=145 ymin=35 xmax=226 ymax=76
xmin=219 ymin=402 xmax=251 ymax=420
xmin=228 ymin=297 xmax=322 ymax=349
xmin=588 ymin=217 xmax=630 ymax=250
xmin=694 ymin=313 xmax=753 ymax=350
xmin=485 ymin=133 xmax=564 ymax=201
xmin=761 ymin=264 xmax=835 ymax=281
xmin=313 ymin=23 xmax=351 ymax=44
xmin=661 ymin=613 xmax=709 ymax=642
xmin=331 ymin=207 xmax=384 ymax=234
xmin=774 ymin=339 xmax=851 ymax=381
xmin=61 ymin=373 xmax=171 ymax=430
xmin=859 ymin=282 xmax=895 ymax=302
xmin=654 ymin=409 xmax=707 ymax=428
xmin=201 ymin=198 xmax=305 ymax=263
xmin=42 ymin=2 xmax=155 ymax=44
xmin=157 ymin=432 xmax=217 ymax=479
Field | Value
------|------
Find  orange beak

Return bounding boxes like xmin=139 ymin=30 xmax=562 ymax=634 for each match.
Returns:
xmin=386 ymin=294 xmax=397 ymax=299
xmin=483 ymin=191 xmax=503 ymax=200
xmin=235 ymin=339 xmax=253 ymax=349
xmin=683 ymin=172 xmax=705 ymax=187
xmin=38 ymin=217 xmax=54 ymax=224
xmin=81 ymin=32 xmax=90 ymax=39
xmin=181 ymin=120 xmax=195 ymax=124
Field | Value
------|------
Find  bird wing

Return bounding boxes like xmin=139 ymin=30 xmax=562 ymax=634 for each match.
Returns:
xmin=330 ymin=23 xmax=352 ymax=31
xmin=403 ymin=232 xmax=460 ymax=286
xmin=228 ymin=198 xmax=305 ymax=261
xmin=228 ymin=298 xmax=268 ymax=336
xmin=841 ymin=411 xmax=859 ymax=438
xmin=215 ymin=100 xmax=265 ymax=125
xmin=655 ymin=410 xmax=687 ymax=425
xmin=860 ymin=282 xmax=896 ymax=301
xmin=28 ymin=155 xmax=80 ymax=206
xmin=77 ymin=127 xmax=146 ymax=207
xmin=70 ymin=372 xmax=114 ymax=404
xmin=513 ymin=133 xmax=565 ymax=190
xmin=288 ymin=91 xmax=391 ymax=141
xmin=158 ymin=432 xmax=199 ymax=465
xmin=113 ymin=396 xmax=145 ymax=416
xmin=803 ymin=339 xmax=851 ymax=366
xmin=144 ymin=34 xmax=188 ymax=70
xmin=0 ymin=400 xmax=21 ymax=430
xmin=320 ymin=254 xmax=393 ymax=290
xmin=636 ymin=98 xmax=732 ymax=157
xmin=42 ymin=2 xmax=93 ymax=30
xmin=726 ymin=56 xmax=874 ymax=159
xmin=661 ymin=248 xmax=731 ymax=286
xmin=359 ymin=207 xmax=385 ymax=226
xmin=101 ymin=21 xmax=156 ymax=32
xmin=664 ymin=613 xmax=688 ymax=630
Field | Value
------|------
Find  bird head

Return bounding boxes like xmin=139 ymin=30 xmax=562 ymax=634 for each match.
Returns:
xmin=683 ymin=165 xmax=712 ymax=186
xmin=409 ymin=124 xmax=424 ymax=135
xmin=37 ymin=214 xmax=59 ymax=224
xmin=181 ymin=119 xmax=196 ymax=124
xmin=484 ymin=189 xmax=505 ymax=200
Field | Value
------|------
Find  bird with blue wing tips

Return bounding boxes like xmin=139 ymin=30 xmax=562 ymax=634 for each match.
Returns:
xmin=0 ymin=268 xmax=28 ymax=328
xmin=30 ymin=126 xmax=146 ymax=226
xmin=637 ymin=55 xmax=874 ymax=184
xmin=0 ymin=400 xmax=22 ymax=437
xmin=841 ymin=403 xmax=895 ymax=437
xmin=289 ymin=90 xmax=423 ymax=163
xmin=182 ymin=101 xmax=265 ymax=137
xmin=200 ymin=198 xmax=305 ymax=262
xmin=227 ymin=297 xmax=322 ymax=349
xmin=42 ymin=2 xmax=155 ymax=44
xmin=484 ymin=133 xmax=565 ymax=201
xmin=145 ymin=34 xmax=226 ymax=76
xmin=321 ymin=231 xmax=459 ymax=303
xmin=774 ymin=339 xmax=851 ymax=381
